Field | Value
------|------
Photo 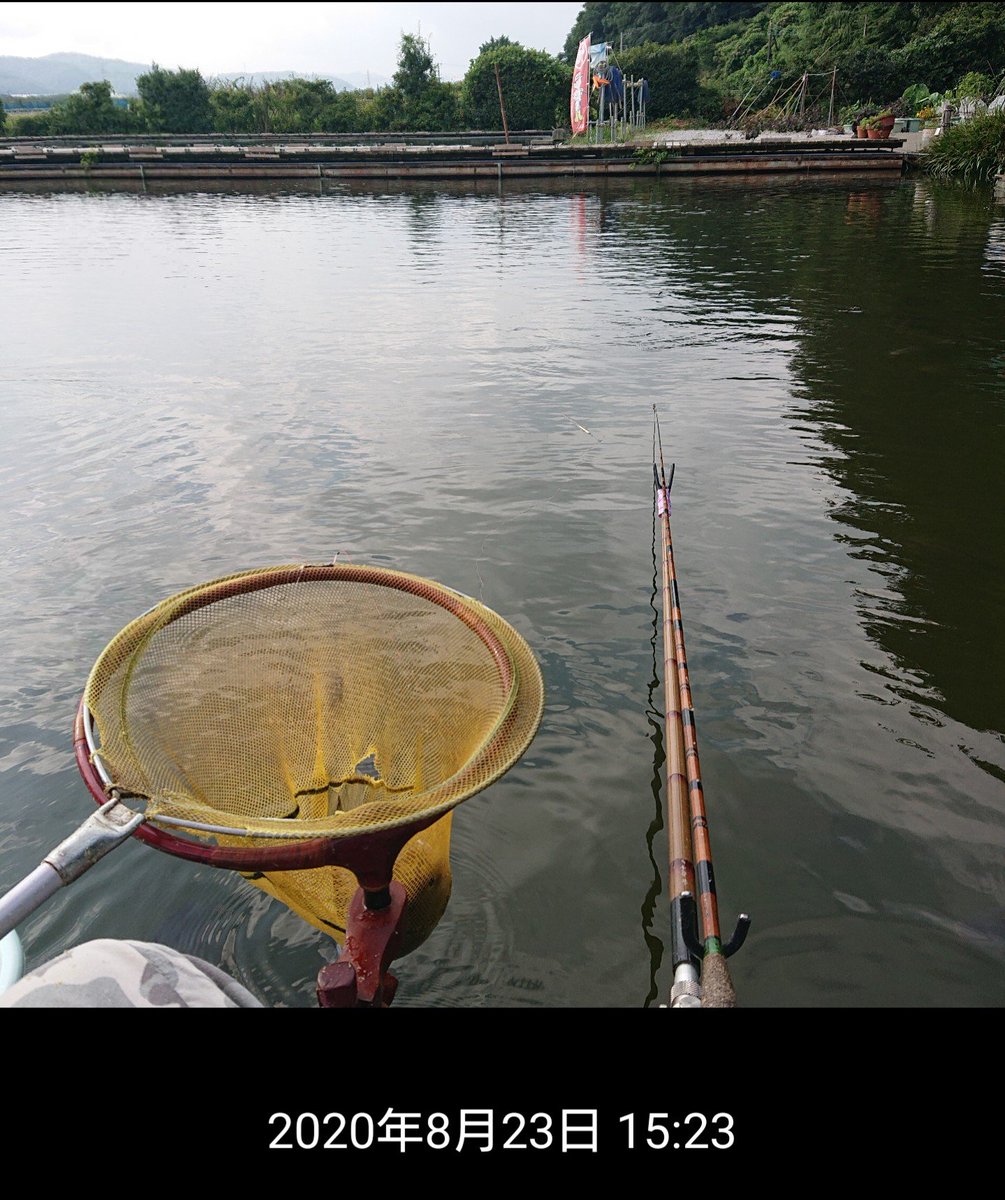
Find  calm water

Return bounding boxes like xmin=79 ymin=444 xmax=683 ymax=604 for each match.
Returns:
xmin=1 ymin=173 xmax=1002 ymax=1007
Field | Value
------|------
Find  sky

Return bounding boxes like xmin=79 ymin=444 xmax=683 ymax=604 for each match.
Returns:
xmin=0 ymin=2 xmax=585 ymax=82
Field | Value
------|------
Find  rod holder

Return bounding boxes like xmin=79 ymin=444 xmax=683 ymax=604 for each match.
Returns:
xmin=722 ymin=913 xmax=751 ymax=958
xmin=670 ymin=890 xmax=703 ymax=969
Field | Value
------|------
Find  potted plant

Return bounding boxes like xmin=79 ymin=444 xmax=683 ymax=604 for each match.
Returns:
xmin=865 ymin=111 xmax=896 ymax=138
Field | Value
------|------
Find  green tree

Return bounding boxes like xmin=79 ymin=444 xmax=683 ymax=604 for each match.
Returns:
xmin=617 ymin=42 xmax=705 ymax=119
xmin=48 ymin=80 xmax=123 ymax=134
xmin=479 ymin=35 xmax=515 ymax=55
xmin=137 ymin=64 xmax=212 ymax=132
xmin=462 ymin=43 xmax=571 ymax=129
xmin=379 ymin=33 xmax=460 ymax=130
xmin=0 ymin=98 xmax=5 ymax=134
xmin=392 ymin=32 xmax=439 ymax=100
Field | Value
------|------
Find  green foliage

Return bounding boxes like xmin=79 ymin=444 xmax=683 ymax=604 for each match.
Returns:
xmin=479 ymin=35 xmax=515 ymax=55
xmin=563 ymin=2 xmax=768 ymax=60
xmin=632 ymin=144 xmax=680 ymax=163
xmin=562 ymin=3 xmax=1005 ymax=119
xmin=617 ymin=43 xmax=704 ymax=119
xmin=461 ymin=42 xmax=570 ymax=130
xmin=9 ymin=111 xmax=52 ymax=135
xmin=375 ymin=33 xmax=460 ymax=131
xmin=262 ymin=78 xmax=353 ymax=133
xmin=209 ymin=83 xmax=260 ymax=133
xmin=896 ymin=3 xmax=1005 ymax=90
xmin=137 ymin=65 xmax=212 ymax=133
xmin=0 ymin=98 xmax=5 ymax=134
xmin=47 ymin=80 xmax=131 ymax=134
xmin=901 ymin=82 xmax=934 ymax=113
xmin=209 ymin=79 xmax=361 ymax=133
xmin=955 ymin=71 xmax=996 ymax=99
xmin=838 ymin=45 xmax=911 ymax=106
xmin=923 ymin=108 xmax=1005 ymax=181
xmin=352 ymin=88 xmax=392 ymax=133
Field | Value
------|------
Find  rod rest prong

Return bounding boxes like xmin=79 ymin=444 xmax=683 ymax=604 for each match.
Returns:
xmin=722 ymin=913 xmax=751 ymax=958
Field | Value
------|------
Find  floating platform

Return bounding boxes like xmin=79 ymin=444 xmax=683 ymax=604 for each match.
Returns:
xmin=0 ymin=134 xmax=907 ymax=183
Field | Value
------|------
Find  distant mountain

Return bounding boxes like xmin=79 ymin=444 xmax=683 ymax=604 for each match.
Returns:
xmin=0 ymin=52 xmax=151 ymax=95
xmin=0 ymin=52 xmax=390 ymax=97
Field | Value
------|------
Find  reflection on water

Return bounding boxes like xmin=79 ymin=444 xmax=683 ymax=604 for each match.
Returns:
xmin=0 ymin=174 xmax=1002 ymax=1006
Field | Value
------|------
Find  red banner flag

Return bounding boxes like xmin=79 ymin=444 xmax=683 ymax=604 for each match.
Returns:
xmin=571 ymin=34 xmax=591 ymax=135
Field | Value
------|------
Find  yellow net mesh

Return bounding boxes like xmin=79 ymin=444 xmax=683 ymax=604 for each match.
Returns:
xmin=83 ymin=564 xmax=544 ymax=952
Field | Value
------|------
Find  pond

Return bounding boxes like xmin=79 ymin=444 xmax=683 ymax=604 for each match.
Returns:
xmin=1 ymin=172 xmax=1002 ymax=1007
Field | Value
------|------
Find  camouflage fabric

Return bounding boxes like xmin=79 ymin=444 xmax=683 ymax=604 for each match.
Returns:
xmin=0 ymin=939 xmax=264 ymax=1008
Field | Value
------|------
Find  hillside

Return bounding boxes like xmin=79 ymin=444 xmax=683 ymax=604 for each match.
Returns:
xmin=564 ymin=2 xmax=1005 ymax=108
xmin=0 ymin=52 xmax=151 ymax=95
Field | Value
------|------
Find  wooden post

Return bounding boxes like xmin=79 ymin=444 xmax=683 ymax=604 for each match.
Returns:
xmin=829 ymin=67 xmax=837 ymax=126
xmin=494 ymin=63 xmax=510 ymax=145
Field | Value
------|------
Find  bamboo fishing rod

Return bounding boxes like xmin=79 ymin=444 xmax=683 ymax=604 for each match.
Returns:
xmin=653 ymin=407 xmax=750 ymax=1008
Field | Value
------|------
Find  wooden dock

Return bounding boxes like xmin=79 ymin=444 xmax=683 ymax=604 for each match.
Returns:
xmin=0 ymin=134 xmax=907 ymax=183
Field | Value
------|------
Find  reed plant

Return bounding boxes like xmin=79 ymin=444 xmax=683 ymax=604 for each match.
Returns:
xmin=923 ymin=109 xmax=1005 ymax=182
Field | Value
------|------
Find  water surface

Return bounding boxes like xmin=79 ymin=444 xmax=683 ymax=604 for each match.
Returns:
xmin=1 ymin=173 xmax=1002 ymax=1006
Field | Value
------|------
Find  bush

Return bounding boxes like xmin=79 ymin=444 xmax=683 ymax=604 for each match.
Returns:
xmin=9 ymin=111 xmax=52 ymax=136
xmin=137 ymin=65 xmax=212 ymax=133
xmin=923 ymin=108 xmax=1005 ymax=182
xmin=956 ymin=71 xmax=996 ymax=100
xmin=209 ymin=83 xmax=261 ymax=134
xmin=462 ymin=43 xmax=570 ymax=129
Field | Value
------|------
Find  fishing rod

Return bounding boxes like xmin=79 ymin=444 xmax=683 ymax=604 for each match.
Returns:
xmin=653 ymin=406 xmax=749 ymax=1007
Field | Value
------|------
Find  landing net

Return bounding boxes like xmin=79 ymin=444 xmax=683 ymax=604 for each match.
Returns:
xmin=82 ymin=563 xmax=544 ymax=950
